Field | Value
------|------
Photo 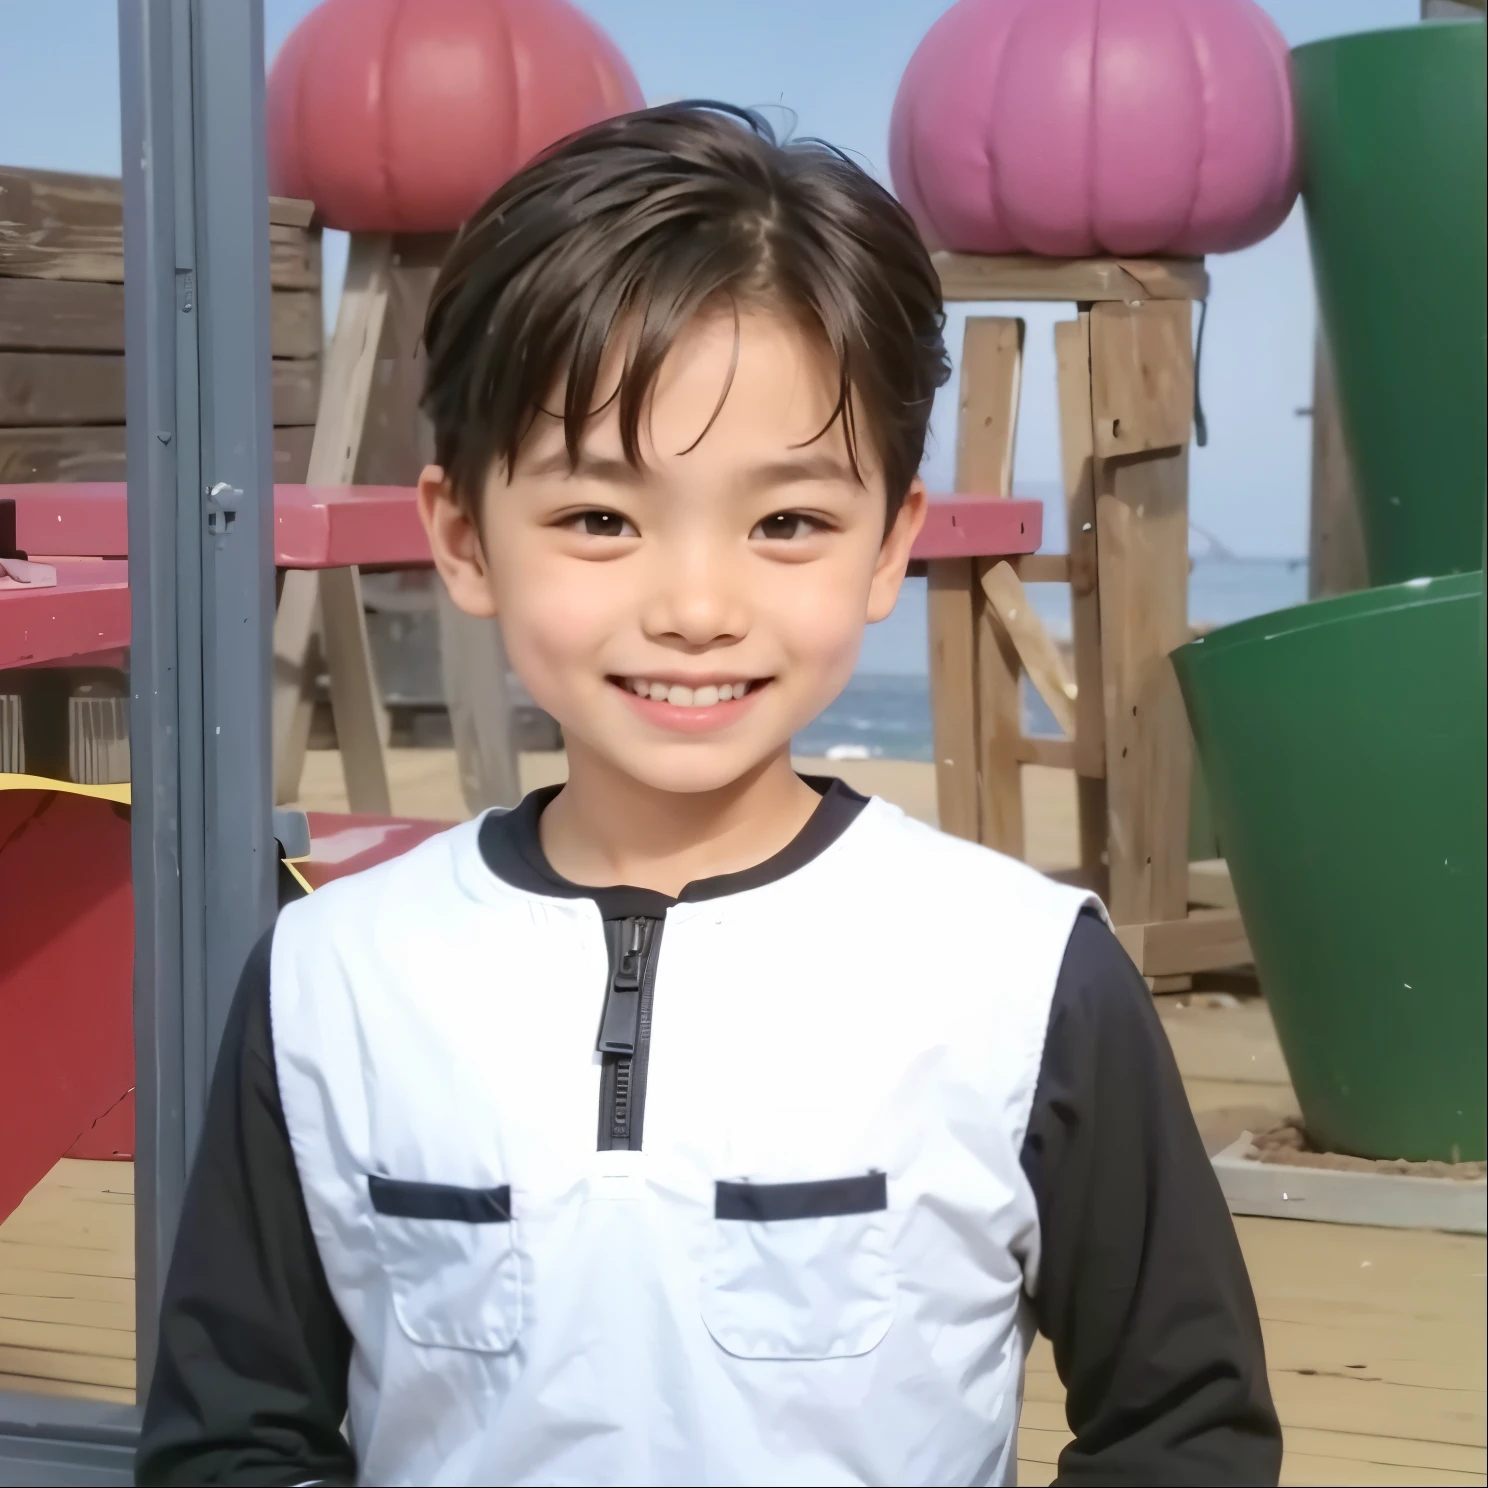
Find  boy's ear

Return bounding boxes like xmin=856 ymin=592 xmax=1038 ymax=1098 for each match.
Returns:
xmin=417 ymin=465 xmax=500 ymax=619
xmin=866 ymin=478 xmax=927 ymax=624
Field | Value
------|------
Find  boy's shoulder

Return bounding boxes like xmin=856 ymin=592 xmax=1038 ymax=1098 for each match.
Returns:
xmin=852 ymin=795 xmax=1094 ymax=912
xmin=276 ymin=812 xmax=499 ymax=941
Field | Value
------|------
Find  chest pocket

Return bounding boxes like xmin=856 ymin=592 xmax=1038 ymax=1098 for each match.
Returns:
xmin=368 ymin=1175 xmax=522 ymax=1353
xmin=700 ymin=1171 xmax=896 ymax=1361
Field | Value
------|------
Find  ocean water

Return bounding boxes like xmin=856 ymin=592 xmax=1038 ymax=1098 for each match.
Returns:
xmin=794 ymin=558 xmax=1309 ymax=761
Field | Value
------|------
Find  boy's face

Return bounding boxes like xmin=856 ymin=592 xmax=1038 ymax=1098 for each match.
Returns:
xmin=421 ymin=307 xmax=925 ymax=797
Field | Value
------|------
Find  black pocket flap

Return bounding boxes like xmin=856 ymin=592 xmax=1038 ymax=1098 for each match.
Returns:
xmin=715 ymin=1171 xmax=886 ymax=1222
xmin=369 ymin=1175 xmax=512 ymax=1223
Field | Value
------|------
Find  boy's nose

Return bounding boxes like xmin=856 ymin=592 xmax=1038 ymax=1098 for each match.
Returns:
xmin=640 ymin=550 xmax=748 ymax=648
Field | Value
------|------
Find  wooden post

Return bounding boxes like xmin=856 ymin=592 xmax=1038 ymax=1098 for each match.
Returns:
xmin=928 ymin=316 xmax=1025 ymax=847
xmin=981 ymin=561 xmax=1076 ymax=738
xmin=1307 ymin=329 xmax=1368 ymax=598
xmin=1054 ymin=312 xmax=1108 ymax=889
xmin=360 ymin=233 xmax=522 ymax=813
xmin=928 ymin=559 xmax=979 ymax=840
xmin=273 ymin=232 xmax=392 ymax=810
xmin=1090 ymin=299 xmax=1194 ymax=930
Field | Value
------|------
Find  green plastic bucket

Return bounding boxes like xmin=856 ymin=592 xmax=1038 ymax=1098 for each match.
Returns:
xmin=1172 ymin=573 xmax=1486 ymax=1162
xmin=1293 ymin=22 xmax=1487 ymax=585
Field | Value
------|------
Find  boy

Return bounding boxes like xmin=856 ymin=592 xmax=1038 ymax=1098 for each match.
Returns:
xmin=138 ymin=103 xmax=1280 ymax=1486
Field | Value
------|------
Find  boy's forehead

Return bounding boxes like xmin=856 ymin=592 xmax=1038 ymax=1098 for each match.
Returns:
xmin=519 ymin=306 xmax=872 ymax=477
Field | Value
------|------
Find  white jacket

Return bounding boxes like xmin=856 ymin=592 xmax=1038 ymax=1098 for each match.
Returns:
xmin=268 ymin=788 xmax=1093 ymax=1487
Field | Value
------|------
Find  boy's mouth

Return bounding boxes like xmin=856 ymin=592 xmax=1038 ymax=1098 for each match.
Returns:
xmin=612 ymin=677 xmax=762 ymax=710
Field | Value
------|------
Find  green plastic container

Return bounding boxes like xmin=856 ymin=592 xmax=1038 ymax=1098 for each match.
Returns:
xmin=1173 ymin=573 xmax=1486 ymax=1162
xmin=1293 ymin=22 xmax=1487 ymax=585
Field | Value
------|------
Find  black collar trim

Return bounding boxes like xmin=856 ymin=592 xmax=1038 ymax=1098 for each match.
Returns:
xmin=477 ymin=776 xmax=870 ymax=919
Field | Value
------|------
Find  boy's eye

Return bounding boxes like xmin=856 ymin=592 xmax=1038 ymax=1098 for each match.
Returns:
xmin=751 ymin=512 xmax=825 ymax=542
xmin=567 ymin=510 xmax=637 ymax=538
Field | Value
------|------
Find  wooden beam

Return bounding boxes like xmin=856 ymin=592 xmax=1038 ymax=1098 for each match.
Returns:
xmin=0 ymin=352 xmax=319 ymax=427
xmin=0 ymin=279 xmax=319 ymax=357
xmin=1089 ymin=299 xmax=1194 ymax=457
xmin=1115 ymin=909 xmax=1252 ymax=978
xmin=1008 ymin=553 xmax=1070 ymax=584
xmin=1054 ymin=314 xmax=1109 ymax=893
xmin=975 ymin=562 xmax=1024 ymax=853
xmin=982 ymin=560 xmax=1077 ymax=738
xmin=0 ymin=165 xmax=314 ymax=285
xmin=928 ymin=559 xmax=979 ymax=840
xmin=1015 ymin=735 xmax=1076 ymax=770
xmin=273 ymin=234 xmax=393 ymax=812
xmin=0 ymin=423 xmax=312 ymax=484
xmin=935 ymin=253 xmax=1208 ymax=306
xmin=1092 ymin=299 xmax=1193 ymax=929
xmin=954 ymin=316 xmax=1025 ymax=853
xmin=1307 ymin=329 xmax=1368 ymax=598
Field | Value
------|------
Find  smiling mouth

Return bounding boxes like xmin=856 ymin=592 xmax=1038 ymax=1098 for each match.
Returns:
xmin=610 ymin=677 xmax=764 ymax=709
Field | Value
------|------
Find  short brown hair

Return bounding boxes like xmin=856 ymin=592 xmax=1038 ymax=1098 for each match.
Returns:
xmin=421 ymin=101 xmax=950 ymax=528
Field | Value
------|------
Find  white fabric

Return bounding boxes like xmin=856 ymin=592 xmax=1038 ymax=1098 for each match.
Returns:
xmin=270 ymin=796 xmax=1097 ymax=1487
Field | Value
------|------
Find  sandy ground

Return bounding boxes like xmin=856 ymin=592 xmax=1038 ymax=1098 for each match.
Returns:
xmin=292 ymin=747 xmax=1083 ymax=871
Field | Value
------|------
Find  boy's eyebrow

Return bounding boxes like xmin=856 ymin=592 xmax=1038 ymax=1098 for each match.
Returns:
xmin=519 ymin=450 xmax=860 ymax=488
xmin=520 ymin=450 xmax=642 ymax=483
xmin=739 ymin=454 xmax=860 ymax=490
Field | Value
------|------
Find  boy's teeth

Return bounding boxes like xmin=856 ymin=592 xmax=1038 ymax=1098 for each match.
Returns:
xmin=627 ymin=679 xmax=750 ymax=708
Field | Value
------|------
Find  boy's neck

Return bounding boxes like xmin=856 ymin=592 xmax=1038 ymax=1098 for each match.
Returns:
xmin=537 ymin=743 xmax=823 ymax=898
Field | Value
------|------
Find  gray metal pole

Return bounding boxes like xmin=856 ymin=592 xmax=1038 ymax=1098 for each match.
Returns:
xmin=120 ymin=0 xmax=276 ymax=1399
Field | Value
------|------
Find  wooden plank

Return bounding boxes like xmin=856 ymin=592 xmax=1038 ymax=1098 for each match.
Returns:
xmin=1114 ymin=909 xmax=1251 ymax=977
xmin=274 ymin=233 xmax=393 ymax=812
xmin=0 ymin=166 xmax=315 ymax=286
xmin=1009 ymin=553 xmax=1070 ymax=584
xmin=975 ymin=564 xmax=1025 ymax=854
xmin=0 ymin=1371 xmax=133 ymax=1404
xmin=1280 ymin=1425 xmax=1485 ymax=1476
xmin=1015 ymin=735 xmax=1076 ymax=770
xmin=0 ymin=423 xmax=314 ymax=484
xmin=982 ymin=560 xmax=1077 ymax=738
xmin=0 ymin=352 xmax=319 ymax=427
xmin=0 ymin=278 xmax=320 ymax=357
xmin=1189 ymin=857 xmax=1237 ymax=910
xmin=1091 ymin=300 xmax=1193 ymax=927
xmin=927 ymin=558 xmax=980 ymax=841
xmin=356 ymin=237 xmax=518 ymax=813
xmin=1052 ymin=319 xmax=1112 ymax=917
xmin=1089 ymin=298 xmax=1194 ymax=457
xmin=957 ymin=317 xmax=1024 ymax=498
xmin=1055 ymin=316 xmax=1104 ymax=779
xmin=951 ymin=316 xmax=1025 ymax=852
xmin=1054 ymin=314 xmax=1110 ymax=891
xmin=269 ymin=196 xmax=316 ymax=229
xmin=1308 ymin=328 xmax=1368 ymax=598
xmin=934 ymin=253 xmax=1209 ymax=305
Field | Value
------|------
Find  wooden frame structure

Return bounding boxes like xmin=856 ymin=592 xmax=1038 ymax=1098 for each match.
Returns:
xmin=929 ymin=253 xmax=1250 ymax=984
xmin=0 ymin=166 xmax=321 ymax=482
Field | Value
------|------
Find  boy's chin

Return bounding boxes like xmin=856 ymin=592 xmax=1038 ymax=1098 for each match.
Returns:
xmin=590 ymin=738 xmax=791 ymax=797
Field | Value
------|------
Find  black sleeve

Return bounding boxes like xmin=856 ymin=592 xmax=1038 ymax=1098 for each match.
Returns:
xmin=1020 ymin=912 xmax=1282 ymax=1486
xmin=136 ymin=928 xmax=356 ymax=1487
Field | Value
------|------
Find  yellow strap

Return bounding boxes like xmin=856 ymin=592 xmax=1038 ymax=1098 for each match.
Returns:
xmin=0 ymin=773 xmax=131 ymax=805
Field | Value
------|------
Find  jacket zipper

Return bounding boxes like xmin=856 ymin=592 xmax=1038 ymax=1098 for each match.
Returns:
xmin=595 ymin=915 xmax=663 ymax=1151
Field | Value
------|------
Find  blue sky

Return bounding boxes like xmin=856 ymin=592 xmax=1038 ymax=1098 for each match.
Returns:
xmin=1 ymin=0 xmax=1419 ymax=557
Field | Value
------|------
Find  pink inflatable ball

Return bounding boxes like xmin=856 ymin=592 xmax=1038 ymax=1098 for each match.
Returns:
xmin=267 ymin=0 xmax=645 ymax=234
xmin=889 ymin=0 xmax=1299 ymax=259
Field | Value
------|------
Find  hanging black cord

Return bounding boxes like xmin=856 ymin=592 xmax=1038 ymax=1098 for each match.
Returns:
xmin=1193 ymin=298 xmax=1210 ymax=449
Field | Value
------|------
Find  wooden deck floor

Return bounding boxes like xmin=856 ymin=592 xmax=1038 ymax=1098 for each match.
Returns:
xmin=2 ymin=752 xmax=1483 ymax=1482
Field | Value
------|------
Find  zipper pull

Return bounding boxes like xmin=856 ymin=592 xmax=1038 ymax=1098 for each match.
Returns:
xmin=598 ymin=918 xmax=646 ymax=1055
